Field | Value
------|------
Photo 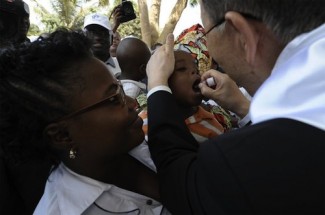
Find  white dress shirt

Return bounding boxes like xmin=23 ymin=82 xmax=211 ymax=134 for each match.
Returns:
xmin=121 ymin=80 xmax=147 ymax=99
xmin=34 ymin=163 xmax=169 ymax=215
xmin=106 ymin=57 xmax=121 ymax=78
xmin=250 ymin=24 xmax=325 ymax=131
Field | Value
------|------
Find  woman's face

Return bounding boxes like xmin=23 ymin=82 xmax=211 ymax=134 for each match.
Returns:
xmin=66 ymin=57 xmax=144 ymax=164
xmin=169 ymin=51 xmax=203 ymax=107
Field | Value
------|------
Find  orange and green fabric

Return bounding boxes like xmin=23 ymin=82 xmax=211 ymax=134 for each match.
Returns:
xmin=138 ymin=104 xmax=230 ymax=144
xmin=174 ymin=23 xmax=211 ymax=75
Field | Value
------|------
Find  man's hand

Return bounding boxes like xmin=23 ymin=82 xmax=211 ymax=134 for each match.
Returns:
xmin=200 ymin=69 xmax=250 ymax=118
xmin=147 ymin=33 xmax=175 ymax=90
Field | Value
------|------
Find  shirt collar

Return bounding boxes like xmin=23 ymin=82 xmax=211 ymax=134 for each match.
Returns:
xmin=106 ymin=57 xmax=116 ymax=68
xmin=54 ymin=163 xmax=112 ymax=214
xmin=120 ymin=79 xmax=147 ymax=90
xmin=53 ymin=163 xmax=165 ymax=214
xmin=250 ymin=24 xmax=325 ymax=130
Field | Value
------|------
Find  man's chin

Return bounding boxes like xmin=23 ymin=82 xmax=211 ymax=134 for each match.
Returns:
xmin=92 ymin=49 xmax=110 ymax=61
xmin=92 ymin=46 xmax=105 ymax=52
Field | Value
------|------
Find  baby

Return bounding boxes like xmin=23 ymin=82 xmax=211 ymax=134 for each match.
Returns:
xmin=140 ymin=50 xmax=231 ymax=140
xmin=130 ymin=50 xmax=232 ymax=171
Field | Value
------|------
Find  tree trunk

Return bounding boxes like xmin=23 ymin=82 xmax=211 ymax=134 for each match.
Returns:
xmin=157 ymin=0 xmax=188 ymax=44
xmin=137 ymin=0 xmax=151 ymax=47
xmin=149 ymin=0 xmax=160 ymax=47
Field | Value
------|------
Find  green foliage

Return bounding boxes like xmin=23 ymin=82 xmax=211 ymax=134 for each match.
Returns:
xmin=31 ymin=0 xmax=141 ymax=37
xmin=189 ymin=0 xmax=198 ymax=7
xmin=118 ymin=18 xmax=141 ymax=38
xmin=99 ymin=0 xmax=110 ymax=7
xmin=108 ymin=0 xmax=141 ymax=38
xmin=32 ymin=0 xmax=104 ymax=33
xmin=28 ymin=23 xmax=41 ymax=36
xmin=29 ymin=0 xmax=194 ymax=38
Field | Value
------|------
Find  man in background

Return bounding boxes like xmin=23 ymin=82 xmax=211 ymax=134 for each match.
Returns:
xmin=83 ymin=13 xmax=121 ymax=77
xmin=110 ymin=31 xmax=121 ymax=57
xmin=0 ymin=0 xmax=30 ymax=47
xmin=145 ymin=0 xmax=325 ymax=214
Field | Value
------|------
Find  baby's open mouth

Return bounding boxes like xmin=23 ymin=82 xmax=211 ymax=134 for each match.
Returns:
xmin=192 ymin=79 xmax=201 ymax=93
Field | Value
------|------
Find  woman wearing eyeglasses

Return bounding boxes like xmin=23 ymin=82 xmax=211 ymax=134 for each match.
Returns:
xmin=0 ymin=29 xmax=169 ymax=215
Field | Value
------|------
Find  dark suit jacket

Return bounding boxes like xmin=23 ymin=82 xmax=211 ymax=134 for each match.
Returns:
xmin=148 ymin=91 xmax=325 ymax=215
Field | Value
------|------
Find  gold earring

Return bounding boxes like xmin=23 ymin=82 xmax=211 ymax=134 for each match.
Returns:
xmin=69 ymin=148 xmax=77 ymax=159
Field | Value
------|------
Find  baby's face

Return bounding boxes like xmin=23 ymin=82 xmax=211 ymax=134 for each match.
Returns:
xmin=169 ymin=50 xmax=203 ymax=107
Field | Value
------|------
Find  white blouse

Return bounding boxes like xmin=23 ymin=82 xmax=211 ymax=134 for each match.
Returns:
xmin=34 ymin=163 xmax=169 ymax=215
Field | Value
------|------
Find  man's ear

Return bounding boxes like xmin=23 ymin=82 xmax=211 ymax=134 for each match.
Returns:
xmin=225 ymin=11 xmax=259 ymax=66
xmin=43 ymin=122 xmax=72 ymax=150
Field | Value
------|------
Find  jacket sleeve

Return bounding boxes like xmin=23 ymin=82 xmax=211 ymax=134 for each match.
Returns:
xmin=148 ymin=91 xmax=325 ymax=214
xmin=147 ymin=91 xmax=227 ymax=214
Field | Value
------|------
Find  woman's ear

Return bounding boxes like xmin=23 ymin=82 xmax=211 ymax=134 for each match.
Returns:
xmin=225 ymin=11 xmax=259 ymax=66
xmin=43 ymin=122 xmax=72 ymax=150
xmin=139 ymin=64 xmax=147 ymax=78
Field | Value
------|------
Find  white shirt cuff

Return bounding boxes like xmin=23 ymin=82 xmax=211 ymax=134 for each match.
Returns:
xmin=237 ymin=112 xmax=252 ymax=128
xmin=147 ymin=86 xmax=172 ymax=98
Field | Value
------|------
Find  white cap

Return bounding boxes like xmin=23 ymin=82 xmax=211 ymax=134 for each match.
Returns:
xmin=23 ymin=1 xmax=30 ymax=15
xmin=83 ymin=13 xmax=112 ymax=30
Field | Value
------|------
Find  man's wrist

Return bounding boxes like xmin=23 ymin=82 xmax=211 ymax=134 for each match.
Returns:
xmin=147 ymin=86 xmax=172 ymax=98
xmin=231 ymin=99 xmax=250 ymax=119
xmin=238 ymin=113 xmax=252 ymax=127
xmin=147 ymin=79 xmax=169 ymax=91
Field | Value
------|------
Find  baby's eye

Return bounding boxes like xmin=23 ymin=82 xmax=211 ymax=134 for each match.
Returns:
xmin=175 ymin=67 xmax=187 ymax=72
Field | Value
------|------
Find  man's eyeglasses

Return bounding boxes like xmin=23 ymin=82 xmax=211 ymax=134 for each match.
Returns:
xmin=196 ymin=13 xmax=260 ymax=73
xmin=196 ymin=13 xmax=260 ymax=44
xmin=197 ymin=18 xmax=226 ymax=44
xmin=210 ymin=58 xmax=224 ymax=73
xmin=54 ymin=83 xmax=126 ymax=122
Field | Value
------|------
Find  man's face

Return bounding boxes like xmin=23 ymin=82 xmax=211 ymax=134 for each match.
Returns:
xmin=85 ymin=24 xmax=112 ymax=61
xmin=15 ymin=15 xmax=30 ymax=42
xmin=0 ymin=12 xmax=19 ymax=44
xmin=199 ymin=2 xmax=248 ymax=87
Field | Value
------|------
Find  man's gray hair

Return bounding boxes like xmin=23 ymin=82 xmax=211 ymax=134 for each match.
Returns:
xmin=201 ymin=0 xmax=325 ymax=44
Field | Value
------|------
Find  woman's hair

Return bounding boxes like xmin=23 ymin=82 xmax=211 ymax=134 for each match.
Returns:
xmin=0 ymin=29 xmax=92 ymax=165
xmin=0 ymin=12 xmax=19 ymax=47
xmin=201 ymin=0 xmax=325 ymax=44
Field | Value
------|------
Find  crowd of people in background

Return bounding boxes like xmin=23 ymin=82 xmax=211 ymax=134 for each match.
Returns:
xmin=1 ymin=0 xmax=324 ymax=214
xmin=0 ymin=0 xmax=30 ymax=47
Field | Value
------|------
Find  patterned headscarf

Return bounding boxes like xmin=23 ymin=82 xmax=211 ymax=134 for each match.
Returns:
xmin=174 ymin=23 xmax=211 ymax=75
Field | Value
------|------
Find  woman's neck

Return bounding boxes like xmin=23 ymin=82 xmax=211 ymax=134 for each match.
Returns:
xmin=107 ymin=155 xmax=160 ymax=201
xmin=66 ymin=154 xmax=160 ymax=201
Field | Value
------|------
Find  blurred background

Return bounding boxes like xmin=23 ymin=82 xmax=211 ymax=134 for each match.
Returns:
xmin=24 ymin=0 xmax=201 ymax=47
